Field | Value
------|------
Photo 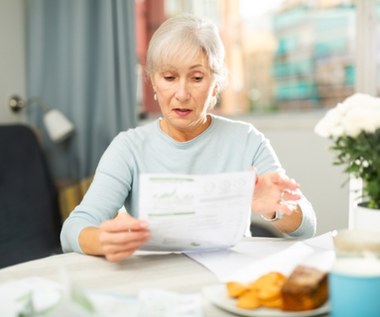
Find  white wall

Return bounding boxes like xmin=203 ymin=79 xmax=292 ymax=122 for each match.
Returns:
xmin=0 ymin=0 xmax=26 ymax=123
xmin=238 ymin=112 xmax=349 ymax=235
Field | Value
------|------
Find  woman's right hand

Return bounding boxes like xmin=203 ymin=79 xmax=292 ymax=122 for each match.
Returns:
xmin=80 ymin=212 xmax=150 ymax=262
xmin=98 ymin=212 xmax=151 ymax=262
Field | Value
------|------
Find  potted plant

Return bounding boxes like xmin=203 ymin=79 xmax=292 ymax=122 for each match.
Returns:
xmin=314 ymin=93 xmax=380 ymax=230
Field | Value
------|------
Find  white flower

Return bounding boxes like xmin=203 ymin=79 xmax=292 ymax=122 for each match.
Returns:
xmin=314 ymin=93 xmax=380 ymax=138
xmin=343 ymin=105 xmax=380 ymax=137
xmin=343 ymin=93 xmax=380 ymax=110
xmin=314 ymin=105 xmax=344 ymax=138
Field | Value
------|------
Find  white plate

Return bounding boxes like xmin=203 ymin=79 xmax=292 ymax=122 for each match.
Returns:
xmin=202 ymin=284 xmax=329 ymax=317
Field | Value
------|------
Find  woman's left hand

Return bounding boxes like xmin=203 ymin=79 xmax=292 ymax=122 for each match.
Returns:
xmin=252 ymin=171 xmax=301 ymax=219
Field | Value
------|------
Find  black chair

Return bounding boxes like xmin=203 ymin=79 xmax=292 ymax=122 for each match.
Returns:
xmin=250 ymin=221 xmax=283 ymax=238
xmin=0 ymin=124 xmax=62 ymax=268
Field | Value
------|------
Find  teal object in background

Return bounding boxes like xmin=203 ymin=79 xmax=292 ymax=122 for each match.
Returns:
xmin=272 ymin=4 xmax=356 ymax=110
xmin=276 ymin=82 xmax=318 ymax=100
xmin=273 ymin=6 xmax=308 ymax=30
xmin=329 ymin=271 xmax=380 ymax=317
xmin=345 ymin=65 xmax=355 ymax=86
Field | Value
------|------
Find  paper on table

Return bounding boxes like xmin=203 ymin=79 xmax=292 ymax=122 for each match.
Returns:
xmin=139 ymin=170 xmax=256 ymax=252
xmin=0 ymin=276 xmax=138 ymax=317
xmin=137 ymin=289 xmax=202 ymax=317
xmin=0 ymin=276 xmax=204 ymax=317
xmin=186 ymin=232 xmax=336 ymax=282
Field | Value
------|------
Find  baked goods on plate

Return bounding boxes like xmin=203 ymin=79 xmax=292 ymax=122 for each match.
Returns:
xmin=281 ymin=265 xmax=328 ymax=311
xmin=203 ymin=265 xmax=329 ymax=317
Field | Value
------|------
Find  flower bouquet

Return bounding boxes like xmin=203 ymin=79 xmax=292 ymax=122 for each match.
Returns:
xmin=314 ymin=93 xmax=380 ymax=209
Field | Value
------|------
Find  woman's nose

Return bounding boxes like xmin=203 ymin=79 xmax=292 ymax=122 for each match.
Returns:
xmin=174 ymin=81 xmax=190 ymax=101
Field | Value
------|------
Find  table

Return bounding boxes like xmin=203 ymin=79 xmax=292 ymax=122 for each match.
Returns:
xmin=0 ymin=238 xmax=330 ymax=316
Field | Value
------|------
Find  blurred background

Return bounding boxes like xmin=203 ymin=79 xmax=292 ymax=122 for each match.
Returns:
xmin=1 ymin=0 xmax=378 ymax=235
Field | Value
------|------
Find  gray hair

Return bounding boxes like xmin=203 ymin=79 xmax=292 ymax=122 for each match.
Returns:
xmin=146 ymin=14 xmax=228 ymax=92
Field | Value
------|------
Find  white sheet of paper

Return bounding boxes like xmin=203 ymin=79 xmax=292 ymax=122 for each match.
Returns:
xmin=186 ymin=232 xmax=335 ymax=282
xmin=139 ymin=170 xmax=256 ymax=251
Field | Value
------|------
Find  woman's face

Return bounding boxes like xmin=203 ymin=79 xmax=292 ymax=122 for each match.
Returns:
xmin=151 ymin=52 xmax=217 ymax=141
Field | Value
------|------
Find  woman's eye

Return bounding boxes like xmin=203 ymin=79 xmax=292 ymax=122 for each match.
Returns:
xmin=163 ymin=75 xmax=175 ymax=81
xmin=193 ymin=76 xmax=203 ymax=82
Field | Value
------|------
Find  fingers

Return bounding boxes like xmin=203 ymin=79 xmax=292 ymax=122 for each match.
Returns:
xmin=280 ymin=189 xmax=301 ymax=203
xmin=100 ymin=211 xmax=148 ymax=232
xmin=100 ymin=231 xmax=149 ymax=262
xmin=99 ymin=212 xmax=151 ymax=262
xmin=105 ymin=249 xmax=138 ymax=262
xmin=252 ymin=171 xmax=302 ymax=216
xmin=99 ymin=229 xmax=150 ymax=247
xmin=276 ymin=189 xmax=301 ymax=215
xmin=264 ymin=172 xmax=301 ymax=199
xmin=272 ymin=173 xmax=299 ymax=191
xmin=276 ymin=201 xmax=298 ymax=216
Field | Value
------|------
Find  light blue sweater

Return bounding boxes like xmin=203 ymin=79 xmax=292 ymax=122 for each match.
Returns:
xmin=60 ymin=115 xmax=316 ymax=252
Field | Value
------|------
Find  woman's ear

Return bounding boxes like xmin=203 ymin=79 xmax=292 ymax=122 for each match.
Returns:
xmin=149 ymin=75 xmax=156 ymax=91
xmin=212 ymin=84 xmax=219 ymax=97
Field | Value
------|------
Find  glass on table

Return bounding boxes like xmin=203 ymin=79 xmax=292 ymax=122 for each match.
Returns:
xmin=329 ymin=229 xmax=380 ymax=317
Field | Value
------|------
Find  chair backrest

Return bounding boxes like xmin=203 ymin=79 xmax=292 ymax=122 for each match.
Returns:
xmin=250 ymin=221 xmax=284 ymax=238
xmin=0 ymin=124 xmax=62 ymax=268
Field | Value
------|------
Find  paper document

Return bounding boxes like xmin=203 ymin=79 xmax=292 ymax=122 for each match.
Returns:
xmin=139 ymin=170 xmax=256 ymax=252
xmin=186 ymin=232 xmax=335 ymax=282
xmin=137 ymin=289 xmax=202 ymax=317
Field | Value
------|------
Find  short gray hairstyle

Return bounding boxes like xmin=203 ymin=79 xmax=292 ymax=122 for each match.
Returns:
xmin=146 ymin=14 xmax=228 ymax=92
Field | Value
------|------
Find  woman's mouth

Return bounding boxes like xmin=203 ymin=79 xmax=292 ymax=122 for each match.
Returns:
xmin=173 ymin=108 xmax=192 ymax=117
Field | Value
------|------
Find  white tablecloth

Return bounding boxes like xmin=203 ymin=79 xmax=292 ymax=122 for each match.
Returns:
xmin=0 ymin=238 xmax=330 ymax=317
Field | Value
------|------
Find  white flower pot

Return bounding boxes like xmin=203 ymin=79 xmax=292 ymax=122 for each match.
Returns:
xmin=354 ymin=202 xmax=380 ymax=232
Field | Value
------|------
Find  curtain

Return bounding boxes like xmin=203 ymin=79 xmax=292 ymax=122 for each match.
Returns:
xmin=25 ymin=0 xmax=137 ymax=181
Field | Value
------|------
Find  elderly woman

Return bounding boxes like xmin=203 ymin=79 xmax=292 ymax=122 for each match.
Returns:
xmin=60 ymin=14 xmax=316 ymax=262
